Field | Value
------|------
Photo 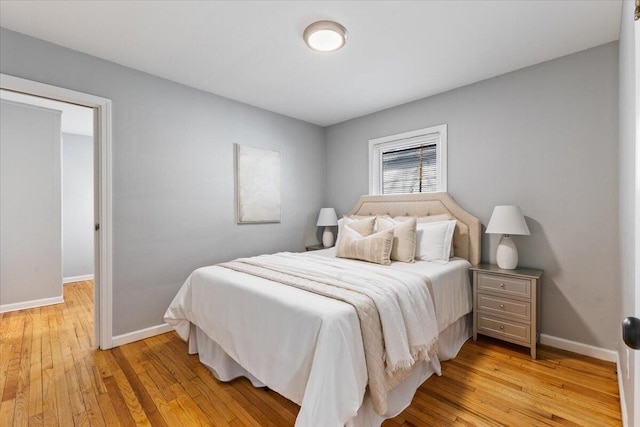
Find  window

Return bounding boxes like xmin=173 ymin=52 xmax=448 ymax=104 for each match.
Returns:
xmin=369 ymin=124 xmax=447 ymax=195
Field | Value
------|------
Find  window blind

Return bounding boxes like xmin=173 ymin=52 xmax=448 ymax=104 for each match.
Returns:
xmin=381 ymin=143 xmax=438 ymax=194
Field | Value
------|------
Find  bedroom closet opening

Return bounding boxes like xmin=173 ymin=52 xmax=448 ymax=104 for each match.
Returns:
xmin=0 ymin=89 xmax=96 ymax=347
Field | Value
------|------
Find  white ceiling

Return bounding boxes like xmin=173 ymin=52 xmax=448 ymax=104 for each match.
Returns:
xmin=0 ymin=1 xmax=622 ymax=127
xmin=0 ymin=89 xmax=94 ymax=136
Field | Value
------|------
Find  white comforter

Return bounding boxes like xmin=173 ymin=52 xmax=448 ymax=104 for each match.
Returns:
xmin=164 ymin=249 xmax=472 ymax=427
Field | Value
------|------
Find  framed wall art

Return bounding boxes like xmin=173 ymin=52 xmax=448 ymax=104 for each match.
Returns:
xmin=236 ymin=144 xmax=281 ymax=223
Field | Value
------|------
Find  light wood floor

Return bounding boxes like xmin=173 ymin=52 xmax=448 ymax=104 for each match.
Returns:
xmin=0 ymin=281 xmax=622 ymax=426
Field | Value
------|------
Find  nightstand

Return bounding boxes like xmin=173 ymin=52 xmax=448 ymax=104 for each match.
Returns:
xmin=471 ymin=264 xmax=543 ymax=359
xmin=305 ymin=244 xmax=326 ymax=251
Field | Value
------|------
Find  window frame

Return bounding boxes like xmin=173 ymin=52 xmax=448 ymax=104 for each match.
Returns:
xmin=368 ymin=124 xmax=448 ymax=195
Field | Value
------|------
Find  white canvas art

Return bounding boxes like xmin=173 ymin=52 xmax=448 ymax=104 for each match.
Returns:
xmin=236 ymin=144 xmax=281 ymax=223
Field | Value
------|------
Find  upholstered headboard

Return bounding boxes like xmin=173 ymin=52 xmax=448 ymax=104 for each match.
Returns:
xmin=347 ymin=193 xmax=481 ymax=266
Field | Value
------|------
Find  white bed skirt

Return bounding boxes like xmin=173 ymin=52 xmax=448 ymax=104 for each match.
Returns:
xmin=189 ymin=314 xmax=471 ymax=427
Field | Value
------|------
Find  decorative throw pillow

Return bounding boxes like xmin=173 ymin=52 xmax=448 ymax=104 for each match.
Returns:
xmin=415 ymin=220 xmax=457 ymax=264
xmin=336 ymin=216 xmax=375 ymax=247
xmin=394 ymin=214 xmax=455 ymax=257
xmin=375 ymin=216 xmax=417 ymax=263
xmin=336 ymin=227 xmax=394 ymax=265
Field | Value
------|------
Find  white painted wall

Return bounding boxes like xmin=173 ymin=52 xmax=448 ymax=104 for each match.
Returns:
xmin=0 ymin=99 xmax=62 ymax=309
xmin=62 ymin=132 xmax=94 ymax=281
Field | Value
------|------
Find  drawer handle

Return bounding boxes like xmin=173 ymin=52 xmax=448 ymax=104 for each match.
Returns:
xmin=499 ymin=304 xmax=505 ymax=309
xmin=499 ymin=283 xmax=505 ymax=288
xmin=499 ymin=325 xmax=505 ymax=330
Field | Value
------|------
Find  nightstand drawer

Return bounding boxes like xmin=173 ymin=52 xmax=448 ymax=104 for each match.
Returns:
xmin=477 ymin=314 xmax=530 ymax=344
xmin=478 ymin=293 xmax=531 ymax=321
xmin=478 ymin=273 xmax=530 ymax=298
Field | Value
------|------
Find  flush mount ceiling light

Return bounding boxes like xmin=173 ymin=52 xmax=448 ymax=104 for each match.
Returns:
xmin=303 ymin=20 xmax=347 ymax=52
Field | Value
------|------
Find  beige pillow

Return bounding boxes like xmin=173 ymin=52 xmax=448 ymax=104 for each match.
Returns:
xmin=336 ymin=216 xmax=375 ymax=247
xmin=336 ymin=227 xmax=393 ymax=265
xmin=376 ymin=216 xmax=417 ymax=263
xmin=393 ymin=214 xmax=455 ymax=257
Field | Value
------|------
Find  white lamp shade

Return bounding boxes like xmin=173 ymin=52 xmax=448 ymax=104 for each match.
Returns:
xmin=316 ymin=208 xmax=338 ymax=226
xmin=485 ymin=205 xmax=530 ymax=235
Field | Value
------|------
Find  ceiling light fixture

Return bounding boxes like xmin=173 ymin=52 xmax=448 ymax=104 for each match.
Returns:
xmin=303 ymin=20 xmax=347 ymax=52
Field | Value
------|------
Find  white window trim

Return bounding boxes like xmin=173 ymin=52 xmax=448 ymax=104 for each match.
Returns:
xmin=368 ymin=124 xmax=447 ymax=195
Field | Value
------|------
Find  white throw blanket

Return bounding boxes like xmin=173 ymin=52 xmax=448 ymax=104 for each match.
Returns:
xmin=219 ymin=252 xmax=439 ymax=415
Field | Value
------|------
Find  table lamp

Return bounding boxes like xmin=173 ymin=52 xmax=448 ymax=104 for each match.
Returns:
xmin=317 ymin=208 xmax=338 ymax=247
xmin=486 ymin=205 xmax=530 ymax=269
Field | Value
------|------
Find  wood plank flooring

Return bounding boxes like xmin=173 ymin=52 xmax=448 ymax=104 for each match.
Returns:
xmin=0 ymin=281 xmax=622 ymax=426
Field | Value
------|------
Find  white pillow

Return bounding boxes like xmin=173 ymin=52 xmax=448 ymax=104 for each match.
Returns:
xmin=415 ymin=220 xmax=457 ymax=263
xmin=393 ymin=214 xmax=455 ymax=257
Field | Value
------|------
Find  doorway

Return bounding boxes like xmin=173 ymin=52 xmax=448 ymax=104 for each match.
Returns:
xmin=0 ymin=73 xmax=113 ymax=349
xmin=2 ymin=89 xmax=95 ymax=282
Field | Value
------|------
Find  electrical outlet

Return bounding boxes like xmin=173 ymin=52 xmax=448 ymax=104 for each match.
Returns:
xmin=627 ymin=348 xmax=630 ymax=379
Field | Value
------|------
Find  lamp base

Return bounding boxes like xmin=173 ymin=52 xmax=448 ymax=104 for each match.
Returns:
xmin=322 ymin=227 xmax=335 ymax=247
xmin=496 ymin=235 xmax=518 ymax=269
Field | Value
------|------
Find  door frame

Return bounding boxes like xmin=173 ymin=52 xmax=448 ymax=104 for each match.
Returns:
xmin=1 ymin=73 xmax=114 ymax=349
xmin=634 ymin=17 xmax=640 ymax=427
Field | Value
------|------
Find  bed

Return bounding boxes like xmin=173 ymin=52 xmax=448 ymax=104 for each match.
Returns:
xmin=164 ymin=192 xmax=481 ymax=427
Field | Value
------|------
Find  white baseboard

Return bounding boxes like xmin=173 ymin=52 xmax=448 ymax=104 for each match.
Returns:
xmin=0 ymin=295 xmax=64 ymax=313
xmin=616 ymin=351 xmax=629 ymax=427
xmin=112 ymin=323 xmax=174 ymax=347
xmin=63 ymin=274 xmax=94 ymax=284
xmin=539 ymin=334 xmax=617 ymax=362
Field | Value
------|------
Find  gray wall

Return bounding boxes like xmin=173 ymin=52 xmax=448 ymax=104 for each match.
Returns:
xmin=326 ymin=42 xmax=620 ymax=350
xmin=0 ymin=28 xmax=326 ymax=335
xmin=0 ymin=26 xmax=624 ymax=355
xmin=62 ymin=132 xmax=94 ymax=280
xmin=1 ymin=100 xmax=62 ymax=306
xmin=617 ymin=0 xmax=636 ymax=423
